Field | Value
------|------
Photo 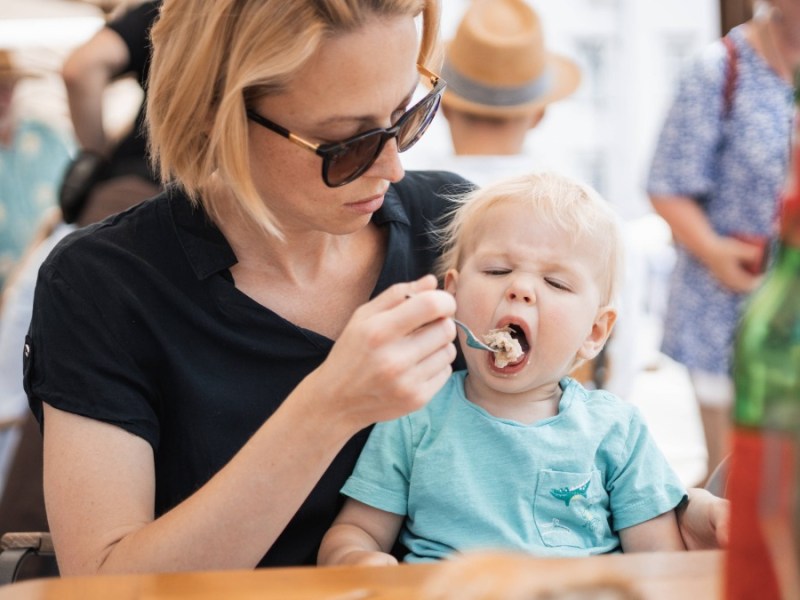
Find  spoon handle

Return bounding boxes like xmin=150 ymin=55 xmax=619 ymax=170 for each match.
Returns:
xmin=453 ymin=319 xmax=497 ymax=352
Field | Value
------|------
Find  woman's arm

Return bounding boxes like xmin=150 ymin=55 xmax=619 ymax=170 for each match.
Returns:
xmin=318 ymin=499 xmax=404 ymax=566
xmin=44 ymin=276 xmax=456 ymax=575
xmin=650 ymin=194 xmax=762 ymax=293
xmin=618 ymin=510 xmax=686 ymax=552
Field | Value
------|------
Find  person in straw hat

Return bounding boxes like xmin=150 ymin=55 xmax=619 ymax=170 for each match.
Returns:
xmin=402 ymin=0 xmax=581 ymax=186
xmin=0 ymin=49 xmax=73 ymax=291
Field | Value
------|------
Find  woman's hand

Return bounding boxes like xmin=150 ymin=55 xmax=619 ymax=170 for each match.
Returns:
xmin=677 ymin=488 xmax=730 ymax=550
xmin=649 ymin=195 xmax=764 ymax=294
xmin=305 ymin=274 xmax=457 ymax=433
xmin=700 ymin=235 xmax=764 ymax=293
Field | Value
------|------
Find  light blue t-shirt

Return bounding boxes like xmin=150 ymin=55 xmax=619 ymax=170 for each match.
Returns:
xmin=341 ymin=372 xmax=686 ymax=562
xmin=0 ymin=119 xmax=73 ymax=289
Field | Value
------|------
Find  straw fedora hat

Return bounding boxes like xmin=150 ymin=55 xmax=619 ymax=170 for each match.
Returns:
xmin=0 ymin=50 xmax=40 ymax=85
xmin=442 ymin=0 xmax=581 ymax=118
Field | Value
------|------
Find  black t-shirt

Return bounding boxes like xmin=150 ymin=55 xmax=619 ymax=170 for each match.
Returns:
xmin=105 ymin=0 xmax=161 ymax=183
xmin=25 ymin=170 xmax=471 ymax=567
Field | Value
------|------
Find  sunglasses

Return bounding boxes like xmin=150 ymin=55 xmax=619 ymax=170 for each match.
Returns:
xmin=246 ymin=65 xmax=445 ymax=187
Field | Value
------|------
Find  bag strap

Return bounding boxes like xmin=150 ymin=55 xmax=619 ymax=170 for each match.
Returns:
xmin=722 ymin=35 xmax=738 ymax=119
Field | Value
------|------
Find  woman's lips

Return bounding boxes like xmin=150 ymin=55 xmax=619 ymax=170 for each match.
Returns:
xmin=345 ymin=194 xmax=384 ymax=214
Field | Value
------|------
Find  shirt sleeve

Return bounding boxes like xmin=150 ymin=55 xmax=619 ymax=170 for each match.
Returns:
xmin=24 ymin=260 xmax=160 ymax=450
xmin=646 ymin=44 xmax=727 ymax=200
xmin=606 ymin=407 xmax=687 ymax=531
xmin=106 ymin=0 xmax=160 ymax=84
xmin=340 ymin=417 xmax=415 ymax=516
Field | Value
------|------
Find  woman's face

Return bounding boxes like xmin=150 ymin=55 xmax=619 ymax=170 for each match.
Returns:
xmin=248 ymin=15 xmax=422 ymax=236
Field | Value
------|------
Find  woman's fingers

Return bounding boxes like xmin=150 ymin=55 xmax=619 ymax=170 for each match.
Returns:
xmin=314 ymin=277 xmax=457 ymax=430
xmin=359 ymin=274 xmax=439 ymax=318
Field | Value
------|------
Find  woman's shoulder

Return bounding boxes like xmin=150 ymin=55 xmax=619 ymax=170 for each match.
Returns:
xmin=41 ymin=193 xmax=173 ymax=282
xmin=387 ymin=170 xmax=475 ymax=223
xmin=393 ymin=170 xmax=474 ymax=203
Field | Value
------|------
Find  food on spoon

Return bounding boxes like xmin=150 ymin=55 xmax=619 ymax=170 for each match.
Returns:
xmin=482 ymin=326 xmax=524 ymax=368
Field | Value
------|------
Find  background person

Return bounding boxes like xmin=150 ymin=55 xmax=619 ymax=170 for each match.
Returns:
xmin=646 ymin=0 xmax=800 ymax=480
xmin=0 ymin=50 xmax=72 ymax=290
xmin=401 ymin=0 xmax=580 ymax=187
xmin=59 ymin=0 xmax=162 ymax=223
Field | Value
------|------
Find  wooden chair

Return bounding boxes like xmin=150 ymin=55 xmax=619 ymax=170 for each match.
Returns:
xmin=0 ymin=413 xmax=54 ymax=585
xmin=0 ymin=531 xmax=56 ymax=585
xmin=569 ymin=344 xmax=610 ymax=390
xmin=704 ymin=456 xmax=730 ymax=499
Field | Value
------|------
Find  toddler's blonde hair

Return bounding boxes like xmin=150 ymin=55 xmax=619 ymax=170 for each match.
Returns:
xmin=435 ymin=172 xmax=625 ymax=307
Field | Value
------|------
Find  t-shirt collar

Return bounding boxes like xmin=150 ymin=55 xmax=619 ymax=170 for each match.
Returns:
xmin=169 ymin=185 xmax=410 ymax=280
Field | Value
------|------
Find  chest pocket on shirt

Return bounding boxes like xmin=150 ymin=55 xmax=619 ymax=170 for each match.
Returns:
xmin=533 ymin=469 xmax=611 ymax=549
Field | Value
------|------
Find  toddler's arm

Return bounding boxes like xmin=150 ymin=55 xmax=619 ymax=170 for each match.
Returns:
xmin=619 ymin=510 xmax=686 ymax=552
xmin=318 ymin=498 xmax=405 ymax=566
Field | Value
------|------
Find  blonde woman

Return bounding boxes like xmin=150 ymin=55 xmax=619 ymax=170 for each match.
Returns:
xmin=27 ymin=0 xmax=727 ymax=576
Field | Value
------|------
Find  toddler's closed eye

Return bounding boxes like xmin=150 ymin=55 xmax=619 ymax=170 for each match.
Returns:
xmin=545 ymin=278 xmax=571 ymax=291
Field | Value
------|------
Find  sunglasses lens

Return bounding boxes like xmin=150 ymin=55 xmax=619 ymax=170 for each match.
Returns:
xmin=322 ymin=83 xmax=443 ymax=186
xmin=397 ymin=93 xmax=440 ymax=152
xmin=325 ymin=133 xmax=384 ymax=186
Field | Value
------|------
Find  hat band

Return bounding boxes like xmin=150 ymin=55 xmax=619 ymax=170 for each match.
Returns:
xmin=442 ymin=60 xmax=554 ymax=108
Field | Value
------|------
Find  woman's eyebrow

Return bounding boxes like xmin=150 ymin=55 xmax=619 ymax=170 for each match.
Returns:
xmin=315 ymin=83 xmax=417 ymax=129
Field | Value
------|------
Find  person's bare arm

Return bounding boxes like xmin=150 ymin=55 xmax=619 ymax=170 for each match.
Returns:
xmin=318 ymin=499 xmax=404 ymax=566
xmin=618 ymin=510 xmax=686 ymax=552
xmin=61 ymin=27 xmax=130 ymax=155
xmin=650 ymin=194 xmax=763 ymax=293
xmin=44 ymin=276 xmax=457 ymax=575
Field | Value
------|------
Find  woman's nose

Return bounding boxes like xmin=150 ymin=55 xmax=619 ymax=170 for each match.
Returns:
xmin=369 ymin=138 xmax=405 ymax=183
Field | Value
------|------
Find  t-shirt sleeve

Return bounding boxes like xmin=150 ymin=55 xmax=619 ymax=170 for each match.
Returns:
xmin=606 ymin=407 xmax=687 ymax=531
xmin=340 ymin=417 xmax=414 ymax=516
xmin=24 ymin=261 xmax=160 ymax=450
xmin=106 ymin=0 xmax=160 ymax=83
xmin=646 ymin=45 xmax=727 ymax=200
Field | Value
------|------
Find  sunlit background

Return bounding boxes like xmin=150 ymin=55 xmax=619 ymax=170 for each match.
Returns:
xmin=0 ymin=0 xmax=740 ymax=487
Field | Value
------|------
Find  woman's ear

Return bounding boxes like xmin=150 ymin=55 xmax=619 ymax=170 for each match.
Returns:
xmin=577 ymin=306 xmax=617 ymax=361
xmin=443 ymin=269 xmax=459 ymax=296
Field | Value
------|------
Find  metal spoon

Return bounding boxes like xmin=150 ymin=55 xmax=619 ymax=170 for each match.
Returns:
xmin=453 ymin=319 xmax=497 ymax=352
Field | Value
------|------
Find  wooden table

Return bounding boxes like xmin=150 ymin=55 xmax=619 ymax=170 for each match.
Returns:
xmin=0 ymin=550 xmax=722 ymax=599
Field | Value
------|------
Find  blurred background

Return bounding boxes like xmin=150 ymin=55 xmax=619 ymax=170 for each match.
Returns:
xmin=0 ymin=0 xmax=755 ymax=488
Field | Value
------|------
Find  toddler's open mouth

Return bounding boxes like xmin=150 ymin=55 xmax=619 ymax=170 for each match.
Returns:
xmin=483 ymin=324 xmax=530 ymax=368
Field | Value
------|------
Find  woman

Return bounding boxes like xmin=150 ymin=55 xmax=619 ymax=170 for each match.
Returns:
xmin=27 ymin=0 xmax=726 ymax=575
xmin=647 ymin=0 xmax=800 ymax=480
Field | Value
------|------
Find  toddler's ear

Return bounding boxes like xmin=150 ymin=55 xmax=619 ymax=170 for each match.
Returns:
xmin=443 ymin=269 xmax=459 ymax=296
xmin=577 ymin=306 xmax=617 ymax=361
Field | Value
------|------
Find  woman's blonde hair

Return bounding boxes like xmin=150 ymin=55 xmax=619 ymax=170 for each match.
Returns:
xmin=147 ymin=0 xmax=440 ymax=236
xmin=435 ymin=172 xmax=625 ymax=307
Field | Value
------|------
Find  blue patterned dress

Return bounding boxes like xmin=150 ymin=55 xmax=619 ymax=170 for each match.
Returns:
xmin=647 ymin=25 xmax=794 ymax=375
xmin=0 ymin=119 xmax=72 ymax=290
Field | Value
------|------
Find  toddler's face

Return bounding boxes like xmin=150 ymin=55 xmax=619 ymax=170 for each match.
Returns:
xmin=445 ymin=201 xmax=614 ymax=391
